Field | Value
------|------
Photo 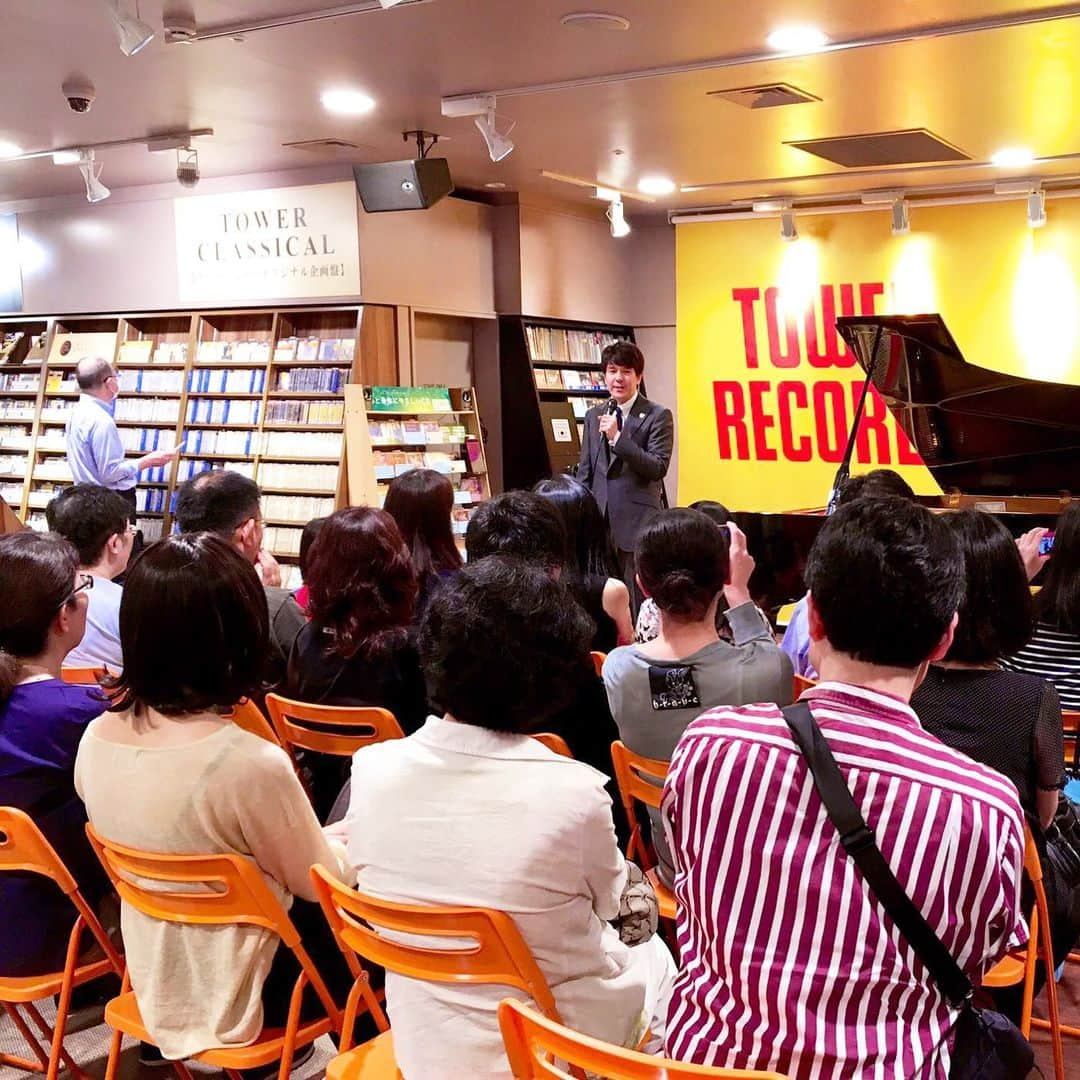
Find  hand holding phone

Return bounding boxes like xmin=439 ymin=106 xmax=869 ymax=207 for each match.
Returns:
xmin=1039 ymin=532 xmax=1055 ymax=557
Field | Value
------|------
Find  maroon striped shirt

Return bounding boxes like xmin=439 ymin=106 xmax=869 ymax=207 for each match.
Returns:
xmin=662 ymin=682 xmax=1027 ymax=1079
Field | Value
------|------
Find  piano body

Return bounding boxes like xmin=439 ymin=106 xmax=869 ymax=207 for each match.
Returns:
xmin=736 ymin=313 xmax=1079 ymax=617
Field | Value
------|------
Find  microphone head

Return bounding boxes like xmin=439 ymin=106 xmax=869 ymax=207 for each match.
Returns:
xmin=605 ymin=397 xmax=619 ymax=414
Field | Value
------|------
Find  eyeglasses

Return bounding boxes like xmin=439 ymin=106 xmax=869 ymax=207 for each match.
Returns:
xmin=56 ymin=573 xmax=94 ymax=611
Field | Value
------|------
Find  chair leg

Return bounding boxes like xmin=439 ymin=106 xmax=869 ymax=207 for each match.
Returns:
xmin=1 ymin=1002 xmax=49 ymax=1072
xmin=102 ymin=1020 xmax=124 ymax=1080
xmin=19 ymin=1001 xmax=87 ymax=1080
xmin=47 ymin=968 xmax=77 ymax=1080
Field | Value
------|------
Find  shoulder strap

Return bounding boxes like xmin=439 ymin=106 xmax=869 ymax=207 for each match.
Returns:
xmin=781 ymin=701 xmax=973 ymax=1007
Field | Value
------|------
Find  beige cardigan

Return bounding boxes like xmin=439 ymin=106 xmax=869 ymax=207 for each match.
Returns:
xmin=74 ymin=720 xmax=351 ymax=1060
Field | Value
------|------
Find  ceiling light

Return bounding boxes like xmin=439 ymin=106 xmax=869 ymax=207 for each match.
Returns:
xmin=0 ymin=141 xmax=24 ymax=159
xmin=780 ymin=206 xmax=798 ymax=242
xmin=320 ymin=88 xmax=376 ymax=115
xmin=52 ymin=150 xmax=82 ymax=165
xmin=607 ymin=195 xmax=631 ymax=238
xmin=1027 ymin=188 xmax=1046 ymax=228
xmin=890 ymin=198 xmax=910 ymax=236
xmin=638 ymin=175 xmax=676 ymax=196
xmin=176 ymin=147 xmax=199 ymax=188
xmin=991 ymin=146 xmax=1036 ymax=168
xmin=561 ymin=12 xmax=631 ymax=30
xmin=104 ymin=0 xmax=155 ymax=56
xmin=77 ymin=150 xmax=110 ymax=203
xmin=484 ymin=181 xmax=507 ymax=190
xmin=766 ymin=25 xmax=829 ymax=53
xmin=474 ymin=97 xmax=515 ymax=162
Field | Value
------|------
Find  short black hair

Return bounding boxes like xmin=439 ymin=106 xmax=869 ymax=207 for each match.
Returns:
xmin=464 ymin=491 xmax=567 ymax=570
xmin=174 ymin=470 xmax=261 ymax=537
xmin=601 ymin=340 xmax=645 ymax=377
xmin=420 ymin=556 xmax=593 ymax=733
xmin=107 ymin=534 xmax=269 ymax=717
xmin=636 ymin=509 xmax=729 ymax=621
xmin=945 ymin=510 xmax=1033 ymax=663
xmin=1036 ymin=502 xmax=1080 ymax=634
xmin=46 ymin=484 xmax=132 ymax=566
xmin=299 ymin=517 xmax=327 ymax=579
xmin=533 ymin=474 xmax=618 ymax=580
xmin=835 ymin=468 xmax=916 ymax=508
xmin=75 ymin=356 xmax=114 ymax=391
xmin=806 ymin=496 xmax=964 ymax=667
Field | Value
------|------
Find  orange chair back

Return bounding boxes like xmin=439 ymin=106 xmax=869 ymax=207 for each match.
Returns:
xmin=264 ymin=693 xmax=404 ymax=758
xmin=591 ymin=651 xmax=607 ymax=677
xmin=1063 ymin=711 xmax=1079 ymax=774
xmin=310 ymin=865 xmax=561 ymax=1022
xmin=226 ymin=698 xmax=281 ymax=746
xmin=610 ymin=740 xmax=669 ymax=867
xmin=532 ymin=733 xmax=573 ymax=758
xmin=60 ymin=667 xmax=106 ymax=686
xmin=498 ymin=998 xmax=789 ymax=1079
xmin=792 ymin=674 xmax=816 ymax=698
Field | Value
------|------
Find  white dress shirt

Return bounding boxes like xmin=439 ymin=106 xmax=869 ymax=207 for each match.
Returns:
xmin=608 ymin=390 xmax=640 ymax=446
xmin=65 ymin=394 xmax=138 ymax=492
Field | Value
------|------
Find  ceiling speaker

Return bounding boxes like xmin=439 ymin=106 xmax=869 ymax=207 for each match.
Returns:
xmin=352 ymin=158 xmax=454 ymax=212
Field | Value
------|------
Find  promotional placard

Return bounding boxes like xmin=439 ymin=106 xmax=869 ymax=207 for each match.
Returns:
xmin=368 ymin=386 xmax=453 ymax=413
xmin=174 ymin=181 xmax=360 ymax=304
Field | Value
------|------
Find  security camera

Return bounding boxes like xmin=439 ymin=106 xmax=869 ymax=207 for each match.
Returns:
xmin=62 ymin=79 xmax=96 ymax=114
xmin=176 ymin=147 xmax=199 ymax=188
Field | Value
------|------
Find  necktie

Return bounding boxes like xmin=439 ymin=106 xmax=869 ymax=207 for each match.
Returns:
xmin=615 ymin=405 xmax=624 ymax=432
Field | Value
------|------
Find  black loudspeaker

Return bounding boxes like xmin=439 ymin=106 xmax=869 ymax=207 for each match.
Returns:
xmin=352 ymin=159 xmax=454 ymax=212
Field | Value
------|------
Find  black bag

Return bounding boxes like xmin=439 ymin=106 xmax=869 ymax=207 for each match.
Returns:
xmin=1045 ymin=794 xmax=1080 ymax=892
xmin=781 ymin=703 xmax=1034 ymax=1080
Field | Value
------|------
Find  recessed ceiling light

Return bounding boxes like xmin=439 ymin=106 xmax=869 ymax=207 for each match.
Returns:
xmin=484 ymin=181 xmax=507 ymax=190
xmin=638 ymin=175 xmax=676 ymax=196
xmin=990 ymin=146 xmax=1036 ymax=167
xmin=766 ymin=25 xmax=829 ymax=52
xmin=561 ymin=12 xmax=631 ymax=31
xmin=0 ymin=140 xmax=24 ymax=159
xmin=320 ymin=88 xmax=376 ymax=115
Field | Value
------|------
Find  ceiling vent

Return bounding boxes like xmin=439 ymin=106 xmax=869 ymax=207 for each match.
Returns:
xmin=709 ymin=83 xmax=821 ymax=109
xmin=282 ymin=138 xmax=363 ymax=153
xmin=786 ymin=128 xmax=970 ymax=167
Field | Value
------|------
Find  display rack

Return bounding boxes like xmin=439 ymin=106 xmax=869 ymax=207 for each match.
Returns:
xmin=0 ymin=305 xmax=398 ymax=587
xmin=344 ymin=384 xmax=491 ymax=546
xmin=497 ymin=316 xmax=635 ymax=490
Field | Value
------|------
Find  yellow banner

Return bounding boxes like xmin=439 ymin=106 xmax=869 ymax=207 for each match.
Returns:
xmin=676 ymin=198 xmax=1080 ymax=511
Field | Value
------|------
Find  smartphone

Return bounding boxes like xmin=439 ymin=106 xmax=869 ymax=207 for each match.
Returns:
xmin=1039 ymin=533 xmax=1055 ymax=556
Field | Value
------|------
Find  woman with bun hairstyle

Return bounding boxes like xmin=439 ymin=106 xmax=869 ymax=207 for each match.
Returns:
xmin=602 ymin=508 xmax=792 ymax=886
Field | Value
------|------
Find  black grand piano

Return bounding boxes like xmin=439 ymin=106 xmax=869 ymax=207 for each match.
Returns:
xmin=736 ymin=313 xmax=1080 ymax=618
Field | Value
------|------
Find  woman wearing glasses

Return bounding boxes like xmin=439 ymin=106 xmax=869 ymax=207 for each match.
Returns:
xmin=0 ymin=531 xmax=112 ymax=979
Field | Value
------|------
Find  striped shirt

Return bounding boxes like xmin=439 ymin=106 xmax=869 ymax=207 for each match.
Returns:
xmin=662 ymin=682 xmax=1027 ymax=1080
xmin=1003 ymin=620 xmax=1080 ymax=710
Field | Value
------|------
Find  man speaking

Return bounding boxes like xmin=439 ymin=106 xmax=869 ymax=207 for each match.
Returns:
xmin=577 ymin=341 xmax=673 ymax=606
xmin=65 ymin=357 xmax=181 ymax=515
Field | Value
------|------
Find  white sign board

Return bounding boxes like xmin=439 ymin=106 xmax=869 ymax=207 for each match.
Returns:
xmin=174 ymin=181 xmax=361 ymax=304
xmin=550 ymin=418 xmax=573 ymax=443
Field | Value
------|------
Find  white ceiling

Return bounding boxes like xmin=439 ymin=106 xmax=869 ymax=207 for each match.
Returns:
xmin=3 ymin=1 xmax=1080 ymax=220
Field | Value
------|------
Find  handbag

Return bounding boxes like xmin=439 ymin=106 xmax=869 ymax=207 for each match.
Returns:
xmin=1046 ymin=793 xmax=1080 ymax=891
xmin=781 ymin=703 xmax=1034 ymax=1080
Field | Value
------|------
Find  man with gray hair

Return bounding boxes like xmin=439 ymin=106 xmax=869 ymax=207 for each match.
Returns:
xmin=65 ymin=356 xmax=180 ymax=514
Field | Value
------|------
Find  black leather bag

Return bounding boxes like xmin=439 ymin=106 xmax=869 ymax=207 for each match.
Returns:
xmin=781 ymin=703 xmax=1034 ymax=1080
xmin=1046 ymin=794 xmax=1080 ymax=891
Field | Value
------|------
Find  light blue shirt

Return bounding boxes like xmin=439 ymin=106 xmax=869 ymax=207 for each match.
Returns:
xmin=63 ymin=573 xmax=124 ymax=672
xmin=780 ymin=594 xmax=818 ymax=678
xmin=65 ymin=394 xmax=137 ymax=491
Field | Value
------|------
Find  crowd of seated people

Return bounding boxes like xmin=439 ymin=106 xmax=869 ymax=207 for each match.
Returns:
xmin=0 ymin=463 xmax=1077 ymax=1080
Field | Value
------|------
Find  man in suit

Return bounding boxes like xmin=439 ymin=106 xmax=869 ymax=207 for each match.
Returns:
xmin=577 ymin=341 xmax=673 ymax=611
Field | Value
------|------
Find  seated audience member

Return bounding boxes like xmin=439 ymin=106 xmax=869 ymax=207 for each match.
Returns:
xmin=534 ymin=474 xmax=633 ymax=650
xmin=291 ymin=516 xmax=327 ymax=617
xmin=384 ymin=468 xmax=463 ymax=622
xmin=174 ymin=470 xmax=305 ymax=679
xmin=285 ymin=507 xmax=428 ymax=818
xmin=663 ymin=497 xmax=1027 ymax=1077
xmin=781 ymin=468 xmax=916 ymax=677
xmin=75 ymin=534 xmax=354 ymax=1063
xmin=465 ymin=492 xmax=625 ymax=838
xmin=912 ymin=510 xmax=1077 ymax=978
xmin=0 ymin=532 xmax=111 ymax=977
xmin=46 ymin=483 xmax=134 ymax=673
xmin=1004 ymin=501 xmax=1080 ymax=710
xmin=345 ymin=557 xmax=674 ymax=1079
xmin=604 ymin=509 xmax=792 ymax=886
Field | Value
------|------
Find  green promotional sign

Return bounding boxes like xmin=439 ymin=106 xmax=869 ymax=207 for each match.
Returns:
xmin=369 ymin=386 xmax=453 ymax=413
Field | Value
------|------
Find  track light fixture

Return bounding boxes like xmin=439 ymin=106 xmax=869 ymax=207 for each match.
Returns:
xmin=1027 ymin=188 xmax=1046 ymax=228
xmin=176 ymin=147 xmax=199 ymax=188
xmin=780 ymin=204 xmax=798 ymax=242
xmin=890 ymin=197 xmax=911 ymax=236
xmin=77 ymin=150 xmax=110 ymax=203
xmin=473 ymin=96 xmax=515 ymax=162
xmin=606 ymin=194 xmax=631 ymax=238
xmin=104 ymin=0 xmax=155 ymax=56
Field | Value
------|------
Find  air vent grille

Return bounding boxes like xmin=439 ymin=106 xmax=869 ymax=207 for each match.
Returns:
xmin=709 ymin=83 xmax=821 ymax=109
xmin=785 ymin=129 xmax=970 ymax=168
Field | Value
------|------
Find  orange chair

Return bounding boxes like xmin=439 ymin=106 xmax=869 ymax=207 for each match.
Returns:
xmin=982 ymin=826 xmax=1065 ymax=1080
xmin=87 ymin=826 xmax=344 ymax=1080
xmin=531 ymin=732 xmax=573 ymax=758
xmin=610 ymin=741 xmax=675 ymax=921
xmin=226 ymin=697 xmax=281 ymax=746
xmin=591 ymin=651 xmax=607 ymax=678
xmin=498 ymin=997 xmax=789 ymax=1079
xmin=60 ymin=666 xmax=106 ymax=686
xmin=792 ymin=674 xmax=816 ymax=698
xmin=264 ymin=693 xmax=404 ymax=761
xmin=0 ymin=808 xmax=124 ymax=1080
xmin=310 ymin=865 xmax=585 ymax=1080
xmin=1062 ymin=710 xmax=1079 ymax=774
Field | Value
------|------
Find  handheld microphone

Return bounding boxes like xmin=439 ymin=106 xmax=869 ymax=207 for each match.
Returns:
xmin=604 ymin=397 xmax=619 ymax=416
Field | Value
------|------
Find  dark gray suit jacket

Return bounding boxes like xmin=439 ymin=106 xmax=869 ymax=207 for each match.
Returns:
xmin=577 ymin=394 xmax=673 ymax=553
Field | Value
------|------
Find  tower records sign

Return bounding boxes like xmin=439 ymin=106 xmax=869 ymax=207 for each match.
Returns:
xmin=174 ymin=181 xmax=361 ymax=303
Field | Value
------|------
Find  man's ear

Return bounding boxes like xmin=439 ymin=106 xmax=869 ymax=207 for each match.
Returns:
xmin=806 ymin=592 xmax=827 ymax=642
xmin=927 ymin=611 xmax=959 ymax=664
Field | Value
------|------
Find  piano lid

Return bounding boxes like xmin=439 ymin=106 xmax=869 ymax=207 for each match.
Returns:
xmin=835 ymin=314 xmax=1080 ymax=497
